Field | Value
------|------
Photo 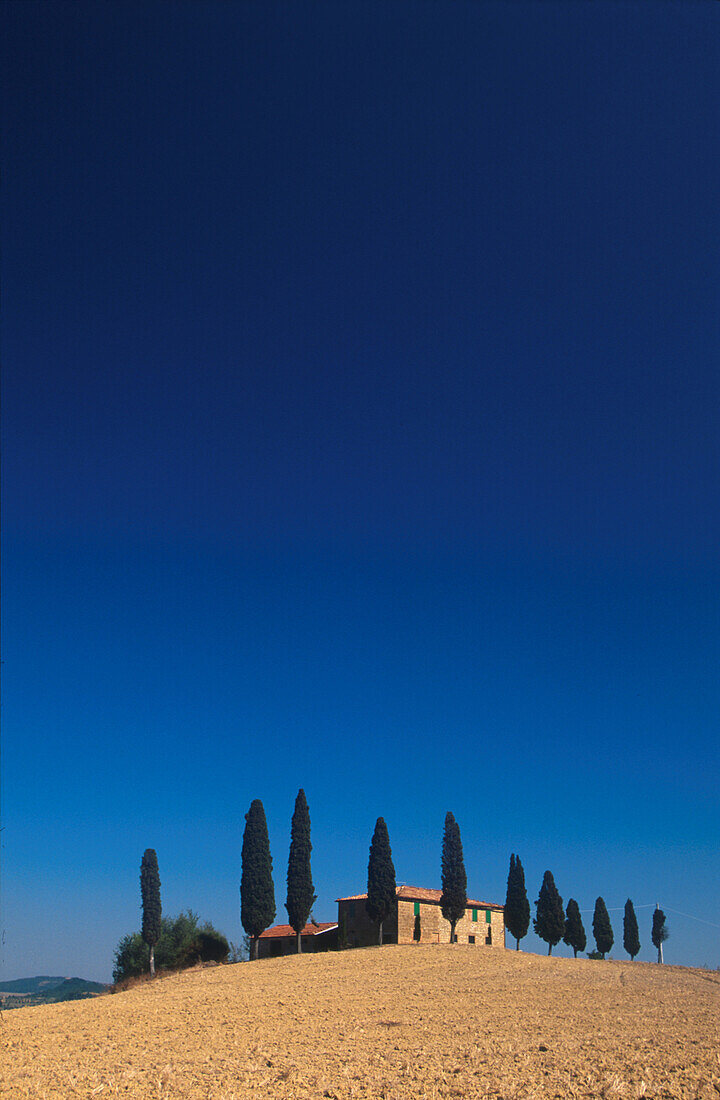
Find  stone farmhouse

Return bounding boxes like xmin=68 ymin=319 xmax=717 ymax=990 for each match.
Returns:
xmin=337 ymin=885 xmax=505 ymax=948
xmin=257 ymin=921 xmax=338 ymax=959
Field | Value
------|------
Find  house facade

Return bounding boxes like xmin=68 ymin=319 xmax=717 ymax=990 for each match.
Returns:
xmin=337 ymin=885 xmax=505 ymax=948
xmin=257 ymin=921 xmax=338 ymax=958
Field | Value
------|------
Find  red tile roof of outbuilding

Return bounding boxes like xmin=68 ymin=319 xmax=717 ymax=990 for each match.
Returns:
xmin=258 ymin=921 xmax=338 ymax=939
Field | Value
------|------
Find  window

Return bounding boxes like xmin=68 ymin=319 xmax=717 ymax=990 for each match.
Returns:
xmin=472 ymin=908 xmax=478 ymax=922
xmin=349 ymin=903 xmax=356 ymax=917
xmin=485 ymin=909 xmax=492 ymax=924
xmin=414 ymin=901 xmax=420 ymax=916
xmin=468 ymin=935 xmax=476 ymax=944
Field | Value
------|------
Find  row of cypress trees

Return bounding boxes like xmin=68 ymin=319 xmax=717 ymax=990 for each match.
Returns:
xmin=144 ymin=815 xmax=671 ymax=968
xmin=504 ymin=854 xmax=669 ymax=961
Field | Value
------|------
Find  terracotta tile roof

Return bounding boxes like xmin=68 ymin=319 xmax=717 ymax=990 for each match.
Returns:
xmin=336 ymin=885 xmax=503 ymax=910
xmin=258 ymin=922 xmax=338 ymax=940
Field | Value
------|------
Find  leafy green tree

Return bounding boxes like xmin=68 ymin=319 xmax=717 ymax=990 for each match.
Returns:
xmin=651 ymin=907 xmax=669 ymax=963
xmin=113 ymin=932 xmax=149 ymax=984
xmin=112 ymin=911 xmax=228 ymax=984
xmin=563 ymin=898 xmax=586 ymax=958
xmin=286 ymin=789 xmax=317 ymax=954
xmin=440 ymin=812 xmax=467 ymax=943
xmin=504 ymin=853 xmax=531 ymax=950
xmin=533 ymin=871 xmax=564 ymax=955
xmin=592 ymin=897 xmax=614 ymax=958
xmin=623 ymin=899 xmax=640 ymax=960
xmin=140 ymin=849 xmax=161 ymax=976
xmin=158 ymin=909 xmax=201 ymax=967
xmin=241 ymin=799 xmax=276 ymax=960
xmin=366 ymin=817 xmax=397 ymax=945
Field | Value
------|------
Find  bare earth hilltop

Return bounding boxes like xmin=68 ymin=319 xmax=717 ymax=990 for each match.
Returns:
xmin=1 ymin=945 xmax=718 ymax=1098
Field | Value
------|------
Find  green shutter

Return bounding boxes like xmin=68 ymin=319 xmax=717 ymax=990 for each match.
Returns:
xmin=414 ymin=901 xmax=420 ymax=916
xmin=485 ymin=909 xmax=492 ymax=924
xmin=472 ymin=908 xmax=478 ymax=921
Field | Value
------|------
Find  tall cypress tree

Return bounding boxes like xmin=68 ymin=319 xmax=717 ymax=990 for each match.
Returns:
xmin=366 ymin=817 xmax=396 ymax=945
xmin=563 ymin=898 xmax=586 ymax=958
xmin=440 ymin=811 xmax=467 ymax=943
xmin=651 ymin=907 xmax=669 ymax=964
xmin=533 ymin=870 xmax=564 ymax=955
xmin=592 ymin=897 xmax=614 ymax=958
xmin=285 ymin=789 xmax=316 ymax=954
xmin=504 ymin=853 xmax=530 ymax=950
xmin=241 ymin=799 xmax=276 ymax=960
xmin=623 ymin=898 xmax=640 ymax=960
xmin=140 ymin=848 xmax=161 ymax=977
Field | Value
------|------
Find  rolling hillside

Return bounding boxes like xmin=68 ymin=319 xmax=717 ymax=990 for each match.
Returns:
xmin=1 ymin=946 xmax=718 ymax=1097
xmin=0 ymin=976 xmax=108 ymax=1010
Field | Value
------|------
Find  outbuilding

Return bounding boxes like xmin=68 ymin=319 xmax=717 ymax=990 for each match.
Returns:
xmin=256 ymin=921 xmax=339 ymax=958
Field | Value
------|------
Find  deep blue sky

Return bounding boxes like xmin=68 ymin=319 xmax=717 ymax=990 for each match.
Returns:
xmin=2 ymin=2 xmax=718 ymax=981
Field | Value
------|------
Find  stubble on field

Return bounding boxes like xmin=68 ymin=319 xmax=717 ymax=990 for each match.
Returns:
xmin=1 ymin=945 xmax=718 ymax=1098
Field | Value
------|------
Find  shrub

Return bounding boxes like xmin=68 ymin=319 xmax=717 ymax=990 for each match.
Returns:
xmin=181 ymin=928 xmax=230 ymax=966
xmin=112 ymin=910 xmax=229 ymax=984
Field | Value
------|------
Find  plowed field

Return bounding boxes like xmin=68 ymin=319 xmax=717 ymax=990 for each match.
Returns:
xmin=1 ymin=945 xmax=718 ymax=1098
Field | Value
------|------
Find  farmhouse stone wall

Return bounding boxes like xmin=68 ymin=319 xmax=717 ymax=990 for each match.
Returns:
xmin=398 ymin=900 xmax=505 ymax=947
xmin=339 ymin=891 xmax=505 ymax=949
xmin=338 ymin=898 xmax=399 ymax=947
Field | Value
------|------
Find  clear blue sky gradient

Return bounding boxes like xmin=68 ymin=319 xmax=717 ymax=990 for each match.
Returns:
xmin=2 ymin=2 xmax=718 ymax=981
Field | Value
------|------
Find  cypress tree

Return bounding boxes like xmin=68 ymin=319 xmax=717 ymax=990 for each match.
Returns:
xmin=533 ymin=870 xmax=564 ymax=955
xmin=140 ymin=848 xmax=161 ymax=977
xmin=592 ymin=897 xmax=614 ymax=958
xmin=440 ymin=811 xmax=467 ymax=943
xmin=285 ymin=789 xmax=317 ymax=954
xmin=366 ymin=817 xmax=397 ymax=945
xmin=623 ymin=898 xmax=640 ymax=960
xmin=563 ymin=898 xmax=586 ymax=958
xmin=504 ymin=853 xmax=531 ymax=950
xmin=241 ymin=799 xmax=276 ymax=960
xmin=651 ymin=907 xmax=669 ymax=964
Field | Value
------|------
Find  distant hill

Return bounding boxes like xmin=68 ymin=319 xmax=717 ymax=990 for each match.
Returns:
xmin=0 ymin=975 xmax=68 ymax=994
xmin=0 ymin=975 xmax=108 ymax=1009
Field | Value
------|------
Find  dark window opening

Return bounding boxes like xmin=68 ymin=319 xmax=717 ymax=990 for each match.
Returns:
xmin=468 ymin=935 xmax=476 ymax=944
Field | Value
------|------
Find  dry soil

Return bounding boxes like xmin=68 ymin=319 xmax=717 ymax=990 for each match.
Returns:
xmin=1 ymin=945 xmax=718 ymax=1098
